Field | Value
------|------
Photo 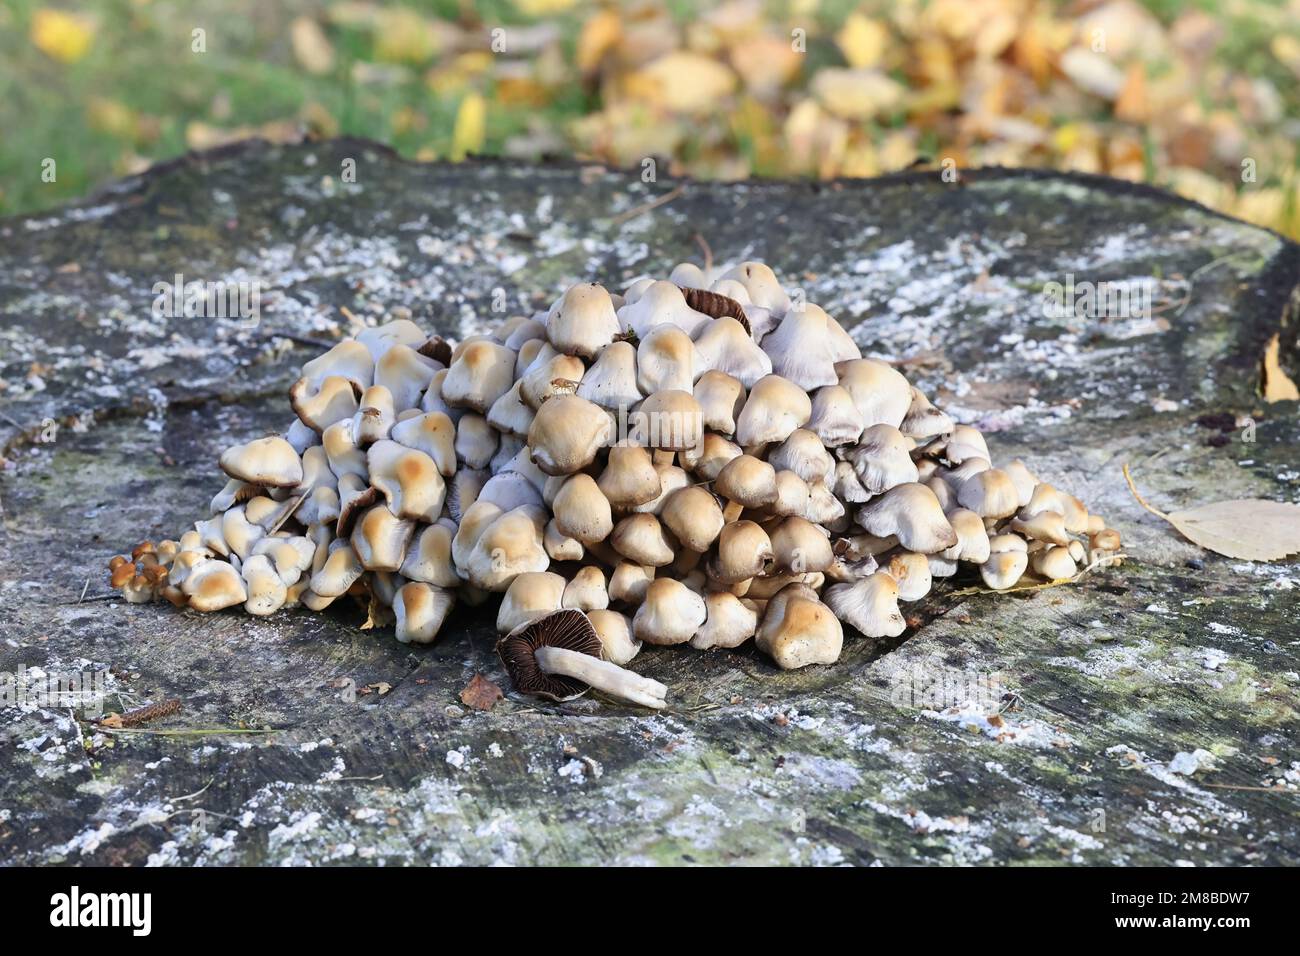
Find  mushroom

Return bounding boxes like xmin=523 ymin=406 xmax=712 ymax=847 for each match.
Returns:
xmin=527 ymin=395 xmax=612 ymax=475
xmin=900 ymin=388 xmax=954 ymax=440
xmin=609 ymin=560 xmax=654 ymax=605
xmin=442 ymin=340 xmax=516 ymax=413
xmin=219 ymin=436 xmax=303 ymax=488
xmin=241 ymin=554 xmax=288 ymax=616
xmin=755 ymin=583 xmax=843 ymax=669
xmin=718 ymin=261 xmax=790 ymax=315
xmin=497 ymin=571 xmax=567 ymax=634
xmin=576 ymin=340 xmax=643 ymax=411
xmin=886 ymin=551 xmax=932 ymax=601
xmin=356 ymin=320 xmax=428 ymax=361
xmin=941 ymin=508 xmax=992 ymax=563
xmin=709 ymin=520 xmax=774 ymax=583
xmin=981 ymin=534 xmax=1029 ymax=590
xmin=1032 ymin=545 xmax=1077 ymax=581
xmin=846 ymin=424 xmax=919 ymax=493
xmin=552 ymin=473 xmax=614 ymax=545
xmin=598 ymin=444 xmax=662 ymax=508
xmin=182 ymin=560 xmax=248 ymax=612
xmin=630 ymin=390 xmax=703 ymax=453
xmin=394 ymin=582 xmax=456 ymax=644
xmin=808 ymin=385 xmax=865 ymax=447
xmin=694 ymin=370 xmax=746 ymax=435
xmin=400 ymin=519 xmax=460 ymax=588
xmin=661 ymin=486 xmax=725 ymax=553
xmin=824 ymin=571 xmax=906 ymax=637
xmin=455 ymin=413 xmax=500 ymax=470
xmin=290 ymin=375 xmax=362 ymax=433
xmin=374 ymin=344 xmax=440 ymax=411
xmin=772 ymin=469 xmax=813 ymax=516
xmin=390 ymin=411 xmax=457 ymax=476
xmin=942 ymin=425 xmax=990 ymax=464
xmin=520 ymin=350 xmax=585 ymax=409
xmin=610 ymin=513 xmax=676 ymax=566
xmin=463 ymin=504 xmax=549 ymax=591
xmin=690 ymin=591 xmax=759 ymax=649
xmin=562 ymin=565 xmax=609 ymax=612
xmin=714 ymin=454 xmax=777 ymax=509
xmin=486 ymin=381 xmax=536 ymax=438
xmin=761 ymin=305 xmax=842 ymax=390
xmin=322 ymin=419 xmax=368 ymax=481
xmin=835 ymin=358 xmax=911 ymax=429
xmin=351 ymin=503 xmax=416 ymax=572
xmin=633 ymin=578 xmax=707 ymax=646
xmin=768 ymin=429 xmax=834 ymax=484
xmin=367 ymin=440 xmax=446 ymax=522
xmin=299 ymin=339 xmax=374 ymax=391
xmin=636 ymin=324 xmax=697 ymax=394
xmin=856 ymin=483 xmax=957 ymax=553
xmin=770 ymin=516 xmax=834 ymax=573
xmin=956 ymin=468 xmax=1021 ymax=520
xmin=497 ymin=609 xmax=667 ymax=708
xmin=546 ymin=283 xmax=621 ymax=358
xmin=692 ymin=317 xmax=771 ymax=387
xmin=587 ymin=609 xmax=641 ymax=665
xmin=735 ymin=374 xmax=812 ymax=448
xmin=617 ymin=280 xmax=709 ymax=338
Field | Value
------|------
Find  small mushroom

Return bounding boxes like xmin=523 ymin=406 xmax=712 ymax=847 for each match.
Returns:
xmin=709 ymin=520 xmax=774 ymax=583
xmin=634 ymin=578 xmax=707 ymax=646
xmin=714 ymin=454 xmax=777 ymax=509
xmin=692 ymin=317 xmax=771 ymax=387
xmin=611 ymin=513 xmax=676 ymax=566
xmin=497 ymin=571 xmax=567 ymax=634
xmin=290 ymin=375 xmax=363 ymax=433
xmin=442 ymin=340 xmax=517 ymax=413
xmin=1032 ymin=545 xmax=1077 ymax=581
xmin=241 ymin=554 xmax=288 ymax=616
xmin=394 ymin=582 xmax=456 ymax=644
xmin=219 ymin=436 xmax=303 ymax=488
xmin=463 ymin=504 xmax=549 ymax=591
xmin=900 ymin=388 xmax=954 ymax=440
xmin=693 ymin=370 xmax=746 ymax=435
xmin=367 ymin=440 xmax=446 ymax=522
xmin=661 ymin=486 xmax=725 ymax=553
xmin=856 ymin=483 xmax=958 ymax=553
xmin=374 ymin=344 xmax=440 ymax=411
xmin=527 ymin=395 xmax=612 ymax=475
xmin=770 ymin=516 xmax=834 ymax=573
xmin=980 ymin=534 xmax=1029 ymax=590
xmin=630 ymin=390 xmax=703 ymax=453
xmin=956 ymin=468 xmax=1021 ymax=520
xmin=761 ymin=305 xmax=841 ymax=390
xmin=617 ymin=280 xmax=709 ymax=339
xmin=808 ymin=385 xmax=865 ymax=447
xmin=552 ymin=473 xmax=614 ymax=545
xmin=690 ymin=591 xmax=759 ymax=649
xmin=497 ymin=609 xmax=667 ymax=708
xmin=562 ymin=565 xmax=609 ymax=612
xmin=735 ymin=374 xmax=812 ymax=448
xmin=835 ymin=358 xmax=911 ymax=430
xmin=886 ymin=551 xmax=932 ymax=601
xmin=390 ymin=411 xmax=457 ymax=476
xmin=351 ymin=503 xmax=416 ymax=572
xmin=588 ymin=609 xmax=641 ymax=665
xmin=576 ymin=340 xmax=643 ymax=410
xmin=598 ymin=444 xmax=662 ymax=507
xmin=182 ymin=560 xmax=248 ymax=612
xmin=769 ymin=429 xmax=834 ymax=484
xmin=824 ymin=571 xmax=906 ymax=637
xmin=609 ymin=561 xmax=655 ymax=606
xmin=755 ymin=583 xmax=843 ymax=669
xmin=546 ymin=283 xmax=621 ymax=359
xmin=636 ymin=324 xmax=697 ymax=394
xmin=487 ymin=380 xmax=537 ymax=438
xmin=718 ymin=261 xmax=790 ymax=315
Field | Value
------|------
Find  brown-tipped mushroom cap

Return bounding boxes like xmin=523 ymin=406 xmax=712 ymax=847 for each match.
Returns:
xmin=755 ymin=583 xmax=844 ymax=669
xmin=770 ymin=516 xmax=834 ymax=573
xmin=714 ymin=454 xmax=777 ymax=508
xmin=182 ymin=560 xmax=249 ymax=612
xmin=631 ymin=390 xmax=704 ymax=452
xmin=219 ymin=436 xmax=304 ymax=488
xmin=442 ymin=340 xmax=516 ymax=413
xmin=527 ymin=395 xmax=612 ymax=475
xmin=633 ymin=578 xmax=708 ymax=646
xmin=690 ymin=591 xmax=759 ymax=649
xmin=956 ymin=468 xmax=1021 ymax=520
xmin=661 ymin=486 xmax=725 ymax=553
xmin=735 ymin=374 xmax=812 ymax=448
xmin=693 ymin=317 xmax=771 ymax=388
xmin=610 ymin=513 xmax=676 ymax=566
xmin=709 ymin=520 xmax=774 ymax=583
xmin=367 ymin=440 xmax=446 ymax=522
xmin=598 ymin=444 xmax=662 ymax=507
xmin=808 ymin=385 xmax=865 ymax=447
xmin=290 ymin=375 xmax=363 ymax=433
xmin=846 ymin=423 xmax=919 ymax=493
xmin=693 ymin=370 xmax=747 ymax=437
xmin=835 ymin=358 xmax=911 ymax=430
xmin=552 ymin=473 xmax=614 ymax=545
xmin=546 ymin=283 xmax=621 ymax=359
xmin=497 ymin=571 xmax=567 ymax=634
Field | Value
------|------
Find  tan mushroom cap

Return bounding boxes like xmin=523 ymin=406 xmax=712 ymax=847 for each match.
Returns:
xmin=756 ymin=583 xmax=844 ymax=669
xmin=527 ymin=394 xmax=612 ymax=476
xmin=942 ymin=425 xmax=990 ymax=464
xmin=631 ymin=390 xmax=704 ymax=452
xmin=394 ymin=582 xmax=456 ymax=645
xmin=835 ymin=358 xmax=911 ymax=430
xmin=611 ymin=513 xmax=676 ymax=566
xmin=1032 ymin=545 xmax=1077 ymax=581
xmin=661 ymin=486 xmax=725 ymax=552
xmin=182 ymin=559 xmax=248 ymax=612
xmin=637 ymin=324 xmax=697 ymax=394
xmin=367 ymin=440 xmax=446 ymax=522
xmin=719 ymin=261 xmax=790 ymax=315
xmin=608 ymin=561 xmax=655 ymax=606
xmin=219 ymin=436 xmax=304 ymax=488
xmin=442 ymin=339 xmax=516 ymax=413
xmin=588 ymin=609 xmax=641 ymax=665
xmin=942 ymin=508 xmax=992 ymax=563
xmin=351 ymin=503 xmax=416 ymax=573
xmin=900 ymin=387 xmax=954 ymax=440
xmin=576 ymin=340 xmax=642 ymax=410
xmin=374 ymin=344 xmax=441 ymax=411
xmin=848 ymin=423 xmax=919 ymax=493
xmin=390 ymin=411 xmax=457 ymax=476
xmin=690 ymin=591 xmax=759 ymax=650
xmin=464 ymin=505 xmax=549 ymax=591
xmin=633 ymin=578 xmax=707 ymax=646
xmin=824 ymin=572 xmax=906 ymax=638
xmin=981 ymin=549 xmax=1029 ymax=590
xmin=553 ymin=473 xmax=614 ymax=545
xmin=691 ymin=433 xmax=744 ymax=481
xmin=735 ymin=374 xmax=812 ymax=448
xmin=546 ymin=282 xmax=621 ymax=359
xmin=290 ymin=375 xmax=362 ymax=433
xmin=710 ymin=520 xmax=774 ymax=583
xmin=520 ymin=351 xmax=585 ymax=409
xmin=562 ymin=565 xmax=609 ymax=612
xmin=598 ymin=443 xmax=662 ymax=507
xmin=497 ymin=571 xmax=567 ymax=634
xmin=242 ymin=554 xmax=288 ymax=616
xmin=761 ymin=305 xmax=842 ymax=390
xmin=809 ymin=384 xmax=866 ymax=447
xmin=1010 ymin=510 xmax=1071 ymax=546
xmin=769 ymin=429 xmax=834 ymax=484
xmin=714 ymin=453 xmax=777 ymax=509
xmin=887 ymin=551 xmax=932 ymax=601
xmin=957 ymin=468 xmax=1021 ymax=520
xmin=856 ymin=483 xmax=958 ymax=554
xmin=400 ymin=519 xmax=460 ymax=588
xmin=692 ymin=317 xmax=771 ymax=388
xmin=770 ymin=516 xmax=834 ymax=574
xmin=299 ymin=339 xmax=374 ymax=390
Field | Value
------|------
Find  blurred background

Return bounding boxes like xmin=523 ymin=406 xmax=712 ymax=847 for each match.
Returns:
xmin=1 ymin=0 xmax=1298 ymax=237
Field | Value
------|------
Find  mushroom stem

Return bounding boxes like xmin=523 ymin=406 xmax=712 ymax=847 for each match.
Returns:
xmin=533 ymin=646 xmax=667 ymax=709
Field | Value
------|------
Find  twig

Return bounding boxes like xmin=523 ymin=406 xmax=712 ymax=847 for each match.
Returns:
xmin=693 ymin=232 xmax=713 ymax=272
xmin=1122 ymin=462 xmax=1168 ymax=519
xmin=610 ymin=184 xmax=686 ymax=226
xmin=97 ymin=726 xmax=277 ymax=737
xmin=258 ymin=331 xmax=335 ymax=351
xmin=77 ymin=579 xmax=90 ymax=604
xmin=948 ymin=553 xmax=1127 ymax=598
xmin=1201 ymin=782 xmax=1289 ymax=793
xmin=170 ymin=776 xmax=217 ymax=803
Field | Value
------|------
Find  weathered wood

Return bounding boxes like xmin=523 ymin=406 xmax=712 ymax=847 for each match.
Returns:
xmin=1 ymin=140 xmax=1298 ymax=866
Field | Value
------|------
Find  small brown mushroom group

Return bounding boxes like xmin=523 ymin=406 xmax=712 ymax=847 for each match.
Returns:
xmin=109 ymin=261 xmax=1121 ymax=707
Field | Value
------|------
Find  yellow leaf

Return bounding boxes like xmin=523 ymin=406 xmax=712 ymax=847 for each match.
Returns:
xmin=576 ymin=9 xmax=621 ymax=74
xmin=837 ymin=13 xmax=887 ymax=69
xmin=633 ymin=53 xmax=737 ymax=114
xmin=1260 ymin=333 xmax=1300 ymax=402
xmin=450 ymin=93 xmax=486 ymax=161
xmin=1125 ymin=464 xmax=1300 ymax=561
xmin=31 ymin=9 xmax=95 ymax=64
xmin=291 ymin=17 xmax=335 ymax=75
xmin=513 ymin=0 xmax=579 ymax=15
xmin=811 ymin=68 xmax=904 ymax=121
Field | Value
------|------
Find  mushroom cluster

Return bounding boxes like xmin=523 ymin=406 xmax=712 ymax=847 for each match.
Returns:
xmin=109 ymin=260 xmax=1121 ymax=705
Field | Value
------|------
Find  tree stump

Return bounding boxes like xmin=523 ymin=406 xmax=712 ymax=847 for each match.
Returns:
xmin=1 ymin=139 xmax=1297 ymax=865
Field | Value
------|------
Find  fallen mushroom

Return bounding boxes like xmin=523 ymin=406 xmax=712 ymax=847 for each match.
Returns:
xmin=497 ymin=609 xmax=667 ymax=709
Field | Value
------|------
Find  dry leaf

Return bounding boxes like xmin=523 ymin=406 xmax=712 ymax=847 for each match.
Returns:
xmin=291 ymin=17 xmax=335 ymax=76
xmin=450 ymin=92 xmax=486 ymax=161
xmin=1260 ymin=333 xmax=1300 ymax=402
xmin=31 ymin=9 xmax=95 ymax=64
xmin=1124 ymin=464 xmax=1300 ymax=560
xmin=459 ymin=674 xmax=503 ymax=711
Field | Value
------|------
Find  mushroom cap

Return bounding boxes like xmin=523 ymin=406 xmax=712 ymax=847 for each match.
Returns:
xmin=847 ymin=424 xmax=919 ymax=493
xmin=350 ymin=503 xmax=416 ymax=573
xmin=761 ymin=305 xmax=841 ymax=390
xmin=942 ymin=508 xmax=992 ymax=562
xmin=693 ymin=317 xmax=772 ymax=388
xmin=464 ymin=504 xmax=549 ymax=591
xmin=769 ymin=428 xmax=834 ymax=484
xmin=690 ymin=591 xmax=759 ymax=649
xmin=497 ymin=571 xmax=567 ymax=634
xmin=900 ymin=387 xmax=954 ymax=440
xmin=367 ymin=440 xmax=446 ymax=522
xmin=400 ymin=519 xmax=460 ymax=588
xmin=394 ymin=582 xmax=456 ymax=645
xmin=390 ymin=411 xmax=457 ymax=476
xmin=242 ymin=554 xmax=288 ymax=616
xmin=942 ymin=424 xmax=990 ymax=464
xmin=299 ymin=339 xmax=374 ymax=390
xmin=887 ymin=550 xmax=933 ymax=602
xmin=576 ymin=340 xmax=643 ymax=410
xmin=693 ymin=370 xmax=747 ymax=435
xmin=219 ymin=436 xmax=304 ymax=488
xmin=608 ymin=561 xmax=654 ymax=605
xmin=735 ymin=374 xmax=811 ymax=447
xmin=588 ymin=608 xmax=641 ymax=665
xmin=856 ymin=482 xmax=958 ymax=554
xmin=714 ymin=454 xmax=777 ymax=508
xmin=374 ymin=344 xmax=440 ymax=412
xmin=1032 ymin=545 xmax=1077 ymax=581
xmin=562 ymin=565 xmax=609 ymax=612
xmin=617 ymin=280 xmax=710 ymax=339
xmin=770 ymin=516 xmax=834 ymax=573
xmin=956 ymin=468 xmax=1021 ymax=519
xmin=442 ymin=340 xmax=517 ymax=413
xmin=527 ymin=395 xmax=612 ymax=475
xmin=835 ymin=358 xmax=911 ymax=430
xmin=290 ymin=375 xmax=363 ymax=433
xmin=718 ymin=261 xmax=790 ymax=315
xmin=633 ymin=578 xmax=708 ymax=646
xmin=610 ymin=513 xmax=676 ymax=566
xmin=520 ymin=351 xmax=585 ymax=410
xmin=552 ymin=473 xmax=614 ymax=545
xmin=487 ymin=380 xmax=536 ymax=438
xmin=661 ymin=486 xmax=725 ymax=552
xmin=182 ymin=560 xmax=248 ymax=612
xmin=710 ymin=519 xmax=774 ymax=583
xmin=981 ymin=549 xmax=1028 ymax=590
xmin=808 ymin=384 xmax=865 ymax=447
xmin=824 ymin=572 xmax=906 ymax=638
xmin=630 ymin=390 xmax=704 ymax=452
xmin=755 ymin=583 xmax=844 ymax=669
xmin=356 ymin=320 xmax=428 ymax=361
xmin=598 ymin=443 xmax=662 ymax=507
xmin=455 ymin=413 xmax=500 ymax=471
xmin=637 ymin=324 xmax=697 ymax=394
xmin=546 ymin=283 xmax=621 ymax=359
xmin=496 ymin=608 xmax=604 ymax=701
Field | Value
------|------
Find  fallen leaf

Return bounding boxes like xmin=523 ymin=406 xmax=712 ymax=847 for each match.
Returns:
xmin=291 ymin=17 xmax=335 ymax=75
xmin=1124 ymin=463 xmax=1300 ymax=560
xmin=632 ymin=52 xmax=737 ymax=114
xmin=450 ymin=92 xmax=486 ymax=161
xmin=459 ymin=674 xmax=503 ymax=711
xmin=1260 ymin=333 xmax=1300 ymax=402
xmin=31 ymin=9 xmax=95 ymax=64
